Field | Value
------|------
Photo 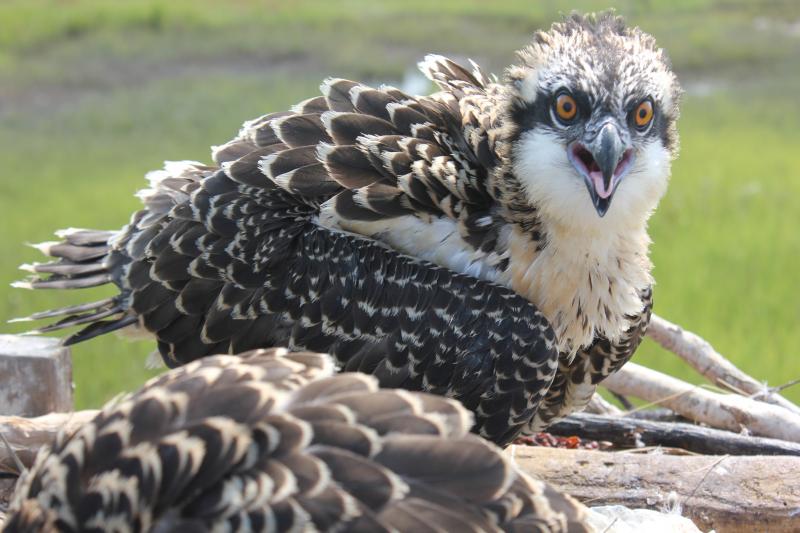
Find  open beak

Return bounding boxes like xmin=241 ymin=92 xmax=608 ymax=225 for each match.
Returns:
xmin=567 ymin=123 xmax=634 ymax=217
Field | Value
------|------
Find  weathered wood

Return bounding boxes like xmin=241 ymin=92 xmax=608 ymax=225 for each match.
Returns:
xmin=584 ymin=393 xmax=623 ymax=416
xmin=624 ymin=407 xmax=690 ymax=423
xmin=0 ymin=410 xmax=97 ymax=474
xmin=550 ymin=412 xmax=800 ymax=456
xmin=509 ymin=446 xmax=800 ymax=533
xmin=648 ymin=314 xmax=800 ymax=415
xmin=0 ymin=335 xmax=72 ymax=416
xmin=0 ymin=410 xmax=96 ymax=520
xmin=603 ymin=362 xmax=800 ymax=442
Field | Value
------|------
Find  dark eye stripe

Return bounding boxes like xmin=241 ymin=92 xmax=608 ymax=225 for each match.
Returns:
xmin=508 ymin=91 xmax=552 ymax=135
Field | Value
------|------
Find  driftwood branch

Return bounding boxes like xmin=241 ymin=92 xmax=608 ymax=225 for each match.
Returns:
xmin=602 ymin=362 xmax=800 ymax=442
xmin=625 ymin=407 xmax=689 ymax=423
xmin=648 ymin=314 xmax=800 ymax=415
xmin=584 ymin=393 xmax=623 ymax=416
xmin=510 ymin=446 xmax=800 ymax=533
xmin=550 ymin=412 xmax=800 ymax=456
xmin=0 ymin=411 xmax=97 ymax=474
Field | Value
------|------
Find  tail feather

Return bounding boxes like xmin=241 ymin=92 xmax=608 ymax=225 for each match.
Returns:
xmin=11 ymin=228 xmax=137 ymax=343
xmin=27 ymin=305 xmax=124 ymax=335
xmin=63 ymin=315 xmax=139 ymax=345
xmin=54 ymin=228 xmax=116 ymax=245
xmin=14 ymin=272 xmax=113 ymax=290
xmin=9 ymin=297 xmax=117 ymax=323
xmin=28 ymin=241 xmax=109 ymax=262
xmin=15 ymin=229 xmax=113 ymax=291
xmin=13 ymin=163 xmax=212 ymax=347
xmin=19 ymin=260 xmax=107 ymax=276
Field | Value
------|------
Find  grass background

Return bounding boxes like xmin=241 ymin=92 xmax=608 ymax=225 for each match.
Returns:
xmin=1 ymin=0 xmax=798 ymax=408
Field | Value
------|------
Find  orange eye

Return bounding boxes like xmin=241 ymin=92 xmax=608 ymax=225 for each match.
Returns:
xmin=554 ymin=93 xmax=578 ymax=122
xmin=633 ymin=99 xmax=654 ymax=128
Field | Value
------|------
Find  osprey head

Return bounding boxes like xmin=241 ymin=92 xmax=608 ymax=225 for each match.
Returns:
xmin=505 ymin=12 xmax=681 ymax=224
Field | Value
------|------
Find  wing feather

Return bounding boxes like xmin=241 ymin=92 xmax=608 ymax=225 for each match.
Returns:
xmin=4 ymin=352 xmax=588 ymax=532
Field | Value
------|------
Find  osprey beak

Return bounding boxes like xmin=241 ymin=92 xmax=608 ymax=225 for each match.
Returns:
xmin=568 ymin=123 xmax=634 ymax=217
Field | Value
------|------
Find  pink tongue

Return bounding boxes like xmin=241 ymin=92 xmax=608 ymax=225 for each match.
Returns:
xmin=590 ymin=170 xmax=614 ymax=199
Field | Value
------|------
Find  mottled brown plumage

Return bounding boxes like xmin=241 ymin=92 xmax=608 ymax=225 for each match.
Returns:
xmin=3 ymin=350 xmax=589 ymax=533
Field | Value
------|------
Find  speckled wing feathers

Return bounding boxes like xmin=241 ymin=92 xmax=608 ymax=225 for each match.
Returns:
xmin=78 ymin=78 xmax=559 ymax=445
xmin=3 ymin=350 xmax=589 ymax=532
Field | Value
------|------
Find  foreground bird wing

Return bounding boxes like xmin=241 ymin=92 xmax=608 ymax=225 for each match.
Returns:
xmin=3 ymin=349 xmax=589 ymax=533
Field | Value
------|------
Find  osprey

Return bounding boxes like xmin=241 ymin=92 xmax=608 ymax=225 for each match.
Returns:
xmin=5 ymin=349 xmax=589 ymax=532
xmin=14 ymin=13 xmax=680 ymax=446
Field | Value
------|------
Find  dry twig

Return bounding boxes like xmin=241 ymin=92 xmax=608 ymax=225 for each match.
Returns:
xmin=550 ymin=412 xmax=800 ymax=455
xmin=509 ymin=446 xmax=800 ymax=533
xmin=647 ymin=314 xmax=800 ymax=415
xmin=602 ymin=362 xmax=800 ymax=442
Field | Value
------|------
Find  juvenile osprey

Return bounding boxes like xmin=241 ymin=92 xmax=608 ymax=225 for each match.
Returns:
xmin=5 ymin=350 xmax=590 ymax=532
xmin=15 ymin=13 xmax=680 ymax=445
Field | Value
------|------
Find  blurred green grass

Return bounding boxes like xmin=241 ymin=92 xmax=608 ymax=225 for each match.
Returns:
xmin=1 ymin=0 xmax=799 ymax=408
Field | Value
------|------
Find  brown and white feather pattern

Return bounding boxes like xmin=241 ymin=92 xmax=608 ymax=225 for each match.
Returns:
xmin=3 ymin=350 xmax=589 ymax=533
xmin=15 ymin=73 xmax=561 ymax=446
xmin=16 ymin=16 xmax=661 ymax=441
xmin=532 ymin=286 xmax=652 ymax=429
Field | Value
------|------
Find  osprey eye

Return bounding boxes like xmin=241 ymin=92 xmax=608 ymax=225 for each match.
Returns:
xmin=554 ymin=93 xmax=578 ymax=123
xmin=633 ymin=99 xmax=654 ymax=129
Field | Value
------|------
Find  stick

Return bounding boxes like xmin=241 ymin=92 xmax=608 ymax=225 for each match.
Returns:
xmin=602 ymin=362 xmax=800 ymax=442
xmin=549 ymin=412 xmax=800 ymax=456
xmin=624 ymin=407 xmax=689 ymax=423
xmin=584 ymin=394 xmax=623 ymax=416
xmin=0 ymin=411 xmax=98 ymax=474
xmin=648 ymin=314 xmax=800 ymax=415
xmin=509 ymin=446 xmax=800 ymax=533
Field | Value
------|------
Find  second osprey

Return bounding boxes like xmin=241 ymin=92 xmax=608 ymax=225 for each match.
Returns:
xmin=17 ymin=13 xmax=681 ymax=446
